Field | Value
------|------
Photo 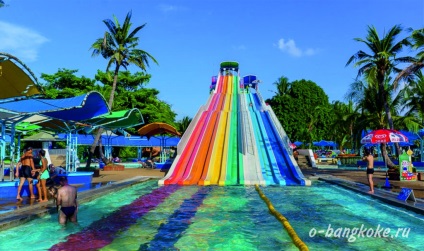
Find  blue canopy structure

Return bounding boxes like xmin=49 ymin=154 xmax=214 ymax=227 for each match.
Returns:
xmin=57 ymin=134 xmax=180 ymax=147
xmin=0 ymin=91 xmax=109 ymax=123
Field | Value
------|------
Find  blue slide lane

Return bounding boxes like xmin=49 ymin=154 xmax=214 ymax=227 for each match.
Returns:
xmin=252 ymin=94 xmax=304 ymax=185
xmin=248 ymin=94 xmax=285 ymax=185
xmin=138 ymin=186 xmax=212 ymax=250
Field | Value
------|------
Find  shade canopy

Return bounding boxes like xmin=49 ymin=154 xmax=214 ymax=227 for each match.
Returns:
xmin=57 ymin=133 xmax=180 ymax=147
xmin=15 ymin=122 xmax=42 ymax=133
xmin=83 ymin=108 xmax=144 ymax=131
xmin=137 ymin=122 xmax=181 ymax=139
xmin=0 ymin=54 xmax=41 ymax=99
xmin=21 ymin=131 xmax=65 ymax=142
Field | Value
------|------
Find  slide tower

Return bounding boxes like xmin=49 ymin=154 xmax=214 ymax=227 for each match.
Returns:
xmin=159 ymin=62 xmax=310 ymax=186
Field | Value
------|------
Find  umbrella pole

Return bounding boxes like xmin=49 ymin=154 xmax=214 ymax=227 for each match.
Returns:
xmin=383 ymin=153 xmax=391 ymax=188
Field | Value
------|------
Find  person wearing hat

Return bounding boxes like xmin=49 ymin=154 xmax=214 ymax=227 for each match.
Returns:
xmin=16 ymin=147 xmax=36 ymax=201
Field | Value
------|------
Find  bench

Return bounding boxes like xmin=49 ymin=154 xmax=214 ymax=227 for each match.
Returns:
xmin=317 ymin=158 xmax=337 ymax=164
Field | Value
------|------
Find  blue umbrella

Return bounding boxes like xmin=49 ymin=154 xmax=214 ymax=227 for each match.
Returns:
xmin=313 ymin=140 xmax=330 ymax=147
xmin=294 ymin=141 xmax=303 ymax=146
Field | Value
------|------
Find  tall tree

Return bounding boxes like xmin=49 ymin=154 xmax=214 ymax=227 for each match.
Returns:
xmin=266 ymin=78 xmax=334 ymax=144
xmin=346 ymin=25 xmax=410 ymax=131
xmin=400 ymin=71 xmax=424 ymax=124
xmin=176 ymin=116 xmax=192 ymax=136
xmin=346 ymin=25 xmax=411 ymax=161
xmin=87 ymin=11 xmax=158 ymax=167
xmin=394 ymin=28 xmax=424 ymax=87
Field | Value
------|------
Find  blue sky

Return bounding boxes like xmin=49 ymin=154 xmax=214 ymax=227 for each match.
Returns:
xmin=0 ymin=0 xmax=423 ymax=120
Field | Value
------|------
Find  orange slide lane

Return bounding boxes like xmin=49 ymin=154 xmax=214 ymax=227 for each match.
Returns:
xmin=163 ymin=111 xmax=208 ymax=185
xmin=163 ymin=90 xmax=223 ymax=185
xmin=198 ymin=111 xmax=222 ymax=185
xmin=177 ymin=94 xmax=225 ymax=184
xmin=181 ymin=111 xmax=220 ymax=185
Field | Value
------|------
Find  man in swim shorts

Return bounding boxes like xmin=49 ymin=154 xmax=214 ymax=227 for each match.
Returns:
xmin=57 ymin=176 xmax=78 ymax=225
xmin=16 ymin=147 xmax=36 ymax=201
xmin=362 ymin=148 xmax=374 ymax=194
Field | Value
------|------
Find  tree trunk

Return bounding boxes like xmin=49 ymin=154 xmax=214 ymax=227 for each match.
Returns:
xmin=85 ymin=64 xmax=119 ymax=169
xmin=85 ymin=128 xmax=103 ymax=168
xmin=380 ymin=143 xmax=396 ymax=168
xmin=98 ymin=140 xmax=109 ymax=164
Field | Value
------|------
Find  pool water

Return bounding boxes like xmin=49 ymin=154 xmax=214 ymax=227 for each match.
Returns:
xmin=0 ymin=180 xmax=423 ymax=250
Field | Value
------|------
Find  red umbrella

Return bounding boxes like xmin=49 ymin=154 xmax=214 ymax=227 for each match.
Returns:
xmin=360 ymin=129 xmax=408 ymax=189
xmin=360 ymin=129 xmax=408 ymax=144
xmin=289 ymin=143 xmax=297 ymax=149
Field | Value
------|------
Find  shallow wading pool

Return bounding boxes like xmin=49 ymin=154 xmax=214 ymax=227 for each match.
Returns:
xmin=0 ymin=180 xmax=423 ymax=250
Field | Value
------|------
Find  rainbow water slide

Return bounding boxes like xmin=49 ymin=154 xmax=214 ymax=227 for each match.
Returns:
xmin=159 ymin=64 xmax=309 ymax=186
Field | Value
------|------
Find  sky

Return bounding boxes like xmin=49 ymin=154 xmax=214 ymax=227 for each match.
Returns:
xmin=0 ymin=0 xmax=423 ymax=120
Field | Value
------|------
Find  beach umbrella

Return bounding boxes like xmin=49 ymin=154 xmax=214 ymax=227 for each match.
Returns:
xmin=289 ymin=143 xmax=297 ymax=149
xmin=294 ymin=141 xmax=303 ymax=146
xmin=360 ymin=129 xmax=408 ymax=144
xmin=360 ymin=129 xmax=408 ymax=188
xmin=137 ymin=123 xmax=181 ymax=162
xmin=313 ymin=140 xmax=330 ymax=147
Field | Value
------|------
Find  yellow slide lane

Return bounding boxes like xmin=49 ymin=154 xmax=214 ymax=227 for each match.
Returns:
xmin=218 ymin=76 xmax=233 ymax=185
xmin=205 ymin=110 xmax=228 ymax=185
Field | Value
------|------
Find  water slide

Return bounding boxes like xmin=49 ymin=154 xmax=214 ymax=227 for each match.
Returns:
xmin=159 ymin=63 xmax=310 ymax=186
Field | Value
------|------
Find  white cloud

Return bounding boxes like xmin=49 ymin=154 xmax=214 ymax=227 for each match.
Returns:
xmin=233 ymin=45 xmax=246 ymax=50
xmin=276 ymin=38 xmax=317 ymax=57
xmin=0 ymin=21 xmax=48 ymax=62
xmin=158 ymin=4 xmax=187 ymax=13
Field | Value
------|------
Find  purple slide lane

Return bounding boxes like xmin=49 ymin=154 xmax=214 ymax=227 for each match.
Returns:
xmin=49 ymin=185 xmax=180 ymax=251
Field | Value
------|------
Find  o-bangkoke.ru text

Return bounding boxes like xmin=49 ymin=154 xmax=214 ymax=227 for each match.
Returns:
xmin=309 ymin=224 xmax=410 ymax=242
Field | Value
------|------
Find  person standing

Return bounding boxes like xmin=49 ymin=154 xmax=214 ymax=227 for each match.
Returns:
xmin=32 ymin=150 xmax=49 ymax=202
xmin=57 ymin=176 xmax=78 ymax=225
xmin=293 ymin=148 xmax=299 ymax=161
xmin=363 ymin=148 xmax=374 ymax=194
xmin=16 ymin=147 xmax=36 ymax=201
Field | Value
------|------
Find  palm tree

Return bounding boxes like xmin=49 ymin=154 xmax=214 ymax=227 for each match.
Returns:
xmin=394 ymin=28 xmax=424 ymax=87
xmin=176 ymin=116 xmax=192 ymax=136
xmin=346 ymin=25 xmax=411 ymax=131
xmin=330 ymin=100 xmax=361 ymax=150
xmin=86 ymin=11 xmax=158 ymax=168
xmin=346 ymin=25 xmax=411 ymax=165
xmin=400 ymin=71 xmax=424 ymax=124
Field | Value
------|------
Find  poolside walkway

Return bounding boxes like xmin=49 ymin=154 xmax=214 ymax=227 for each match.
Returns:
xmin=302 ymin=168 xmax=424 ymax=215
xmin=303 ymin=168 xmax=424 ymax=199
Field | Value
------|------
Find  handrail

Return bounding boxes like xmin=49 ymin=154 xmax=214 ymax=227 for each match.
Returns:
xmin=255 ymin=185 xmax=309 ymax=251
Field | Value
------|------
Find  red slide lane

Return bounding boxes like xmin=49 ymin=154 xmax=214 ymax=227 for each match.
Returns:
xmin=164 ymin=111 xmax=208 ymax=185
xmin=181 ymin=111 xmax=219 ymax=185
xmin=164 ymin=93 xmax=221 ymax=185
xmin=177 ymin=94 xmax=224 ymax=184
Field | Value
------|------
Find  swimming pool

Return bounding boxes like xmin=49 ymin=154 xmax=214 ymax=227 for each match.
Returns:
xmin=0 ymin=180 xmax=423 ymax=250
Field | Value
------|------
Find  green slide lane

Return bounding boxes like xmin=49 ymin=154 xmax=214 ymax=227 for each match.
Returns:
xmin=225 ymin=77 xmax=239 ymax=185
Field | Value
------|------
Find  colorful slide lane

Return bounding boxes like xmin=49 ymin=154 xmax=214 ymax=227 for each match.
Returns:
xmin=159 ymin=69 xmax=309 ymax=186
xmin=247 ymin=93 xmax=286 ymax=186
xmin=161 ymin=74 xmax=241 ymax=185
xmin=252 ymin=93 xmax=304 ymax=185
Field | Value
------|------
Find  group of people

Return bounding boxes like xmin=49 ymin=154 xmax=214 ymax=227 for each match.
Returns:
xmin=139 ymin=158 xmax=156 ymax=169
xmin=15 ymin=147 xmax=78 ymax=225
